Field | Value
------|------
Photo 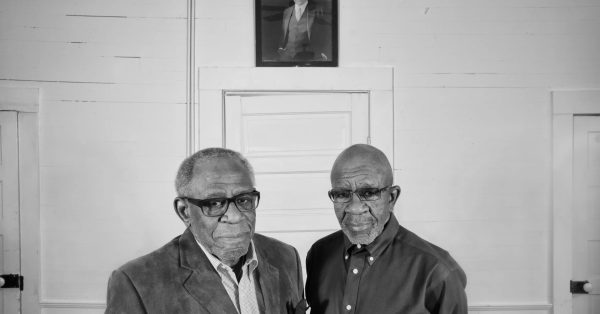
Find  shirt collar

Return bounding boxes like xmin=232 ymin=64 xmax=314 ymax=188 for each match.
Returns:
xmin=195 ymin=238 xmax=259 ymax=273
xmin=295 ymin=2 xmax=308 ymax=12
xmin=344 ymin=213 xmax=400 ymax=261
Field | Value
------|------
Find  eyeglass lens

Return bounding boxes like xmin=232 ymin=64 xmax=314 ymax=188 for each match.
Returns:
xmin=329 ymin=187 xmax=386 ymax=203
xmin=188 ymin=192 xmax=260 ymax=216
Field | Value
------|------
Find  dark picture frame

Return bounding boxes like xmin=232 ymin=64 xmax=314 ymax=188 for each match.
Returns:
xmin=255 ymin=0 xmax=338 ymax=67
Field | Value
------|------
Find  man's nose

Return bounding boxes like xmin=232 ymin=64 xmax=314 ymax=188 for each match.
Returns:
xmin=221 ymin=201 xmax=244 ymax=223
xmin=345 ymin=193 xmax=367 ymax=214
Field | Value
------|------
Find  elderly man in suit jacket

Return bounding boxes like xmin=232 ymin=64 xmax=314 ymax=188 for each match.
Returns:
xmin=105 ymin=148 xmax=307 ymax=314
xmin=278 ymin=0 xmax=332 ymax=61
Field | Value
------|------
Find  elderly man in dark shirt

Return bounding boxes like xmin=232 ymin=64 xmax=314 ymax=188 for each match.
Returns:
xmin=306 ymin=144 xmax=468 ymax=314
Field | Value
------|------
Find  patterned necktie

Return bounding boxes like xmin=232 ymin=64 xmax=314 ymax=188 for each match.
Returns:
xmin=295 ymin=5 xmax=302 ymax=21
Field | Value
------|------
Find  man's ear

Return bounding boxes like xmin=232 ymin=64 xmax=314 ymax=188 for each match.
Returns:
xmin=389 ymin=185 xmax=401 ymax=205
xmin=174 ymin=197 xmax=191 ymax=225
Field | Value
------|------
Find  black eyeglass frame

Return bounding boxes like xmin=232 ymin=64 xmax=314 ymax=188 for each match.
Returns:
xmin=328 ymin=186 xmax=395 ymax=203
xmin=181 ymin=190 xmax=261 ymax=217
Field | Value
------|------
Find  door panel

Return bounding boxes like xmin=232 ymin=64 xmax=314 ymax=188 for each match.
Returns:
xmin=573 ymin=116 xmax=600 ymax=313
xmin=224 ymin=92 xmax=370 ymax=263
xmin=0 ymin=111 xmax=20 ymax=314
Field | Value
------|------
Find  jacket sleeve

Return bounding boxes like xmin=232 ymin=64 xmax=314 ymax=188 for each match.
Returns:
xmin=294 ymin=247 xmax=304 ymax=300
xmin=425 ymin=267 xmax=468 ymax=314
xmin=292 ymin=247 xmax=309 ymax=314
xmin=105 ymin=269 xmax=147 ymax=314
xmin=304 ymin=245 xmax=315 ymax=309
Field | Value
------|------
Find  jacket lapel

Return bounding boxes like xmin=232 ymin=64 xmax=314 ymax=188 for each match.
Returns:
xmin=257 ymin=248 xmax=281 ymax=313
xmin=307 ymin=8 xmax=315 ymax=39
xmin=282 ymin=6 xmax=293 ymax=45
xmin=179 ymin=229 xmax=239 ymax=314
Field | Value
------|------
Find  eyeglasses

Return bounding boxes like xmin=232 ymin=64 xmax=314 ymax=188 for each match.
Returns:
xmin=182 ymin=190 xmax=260 ymax=217
xmin=328 ymin=186 xmax=392 ymax=203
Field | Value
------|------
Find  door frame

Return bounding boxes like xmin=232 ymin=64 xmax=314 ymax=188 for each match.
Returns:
xmin=194 ymin=67 xmax=394 ymax=161
xmin=0 ymin=86 xmax=40 ymax=314
xmin=552 ymin=90 xmax=600 ymax=314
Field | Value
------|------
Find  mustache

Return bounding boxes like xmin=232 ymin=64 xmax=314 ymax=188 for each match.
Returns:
xmin=213 ymin=224 xmax=253 ymax=239
xmin=342 ymin=215 xmax=374 ymax=225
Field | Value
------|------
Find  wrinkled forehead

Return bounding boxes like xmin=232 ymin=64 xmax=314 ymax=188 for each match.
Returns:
xmin=192 ymin=157 xmax=253 ymax=185
xmin=331 ymin=165 xmax=385 ymax=186
xmin=331 ymin=157 xmax=392 ymax=185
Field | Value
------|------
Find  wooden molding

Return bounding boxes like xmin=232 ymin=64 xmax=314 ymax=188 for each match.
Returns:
xmin=0 ymin=86 xmax=41 ymax=313
xmin=551 ymin=90 xmax=600 ymax=314
xmin=0 ymin=86 xmax=39 ymax=112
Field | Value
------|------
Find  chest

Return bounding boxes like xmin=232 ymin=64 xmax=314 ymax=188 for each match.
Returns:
xmin=308 ymin=251 xmax=431 ymax=314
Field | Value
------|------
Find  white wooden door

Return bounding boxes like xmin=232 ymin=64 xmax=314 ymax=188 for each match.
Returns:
xmin=0 ymin=111 xmax=21 ymax=314
xmin=573 ymin=116 xmax=600 ymax=313
xmin=224 ymin=92 xmax=370 ymax=265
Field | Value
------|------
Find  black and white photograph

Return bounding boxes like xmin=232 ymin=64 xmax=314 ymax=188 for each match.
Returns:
xmin=1 ymin=1 xmax=599 ymax=313
xmin=256 ymin=0 xmax=338 ymax=67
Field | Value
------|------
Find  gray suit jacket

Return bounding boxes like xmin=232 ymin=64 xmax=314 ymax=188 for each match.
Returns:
xmin=105 ymin=229 xmax=304 ymax=314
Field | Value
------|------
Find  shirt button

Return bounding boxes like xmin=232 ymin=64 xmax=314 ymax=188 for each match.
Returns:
xmin=346 ymin=305 xmax=352 ymax=310
xmin=356 ymin=244 xmax=362 ymax=249
xmin=369 ymin=256 xmax=374 ymax=262
xmin=352 ymin=268 xmax=359 ymax=274
xmin=344 ymin=254 xmax=349 ymax=260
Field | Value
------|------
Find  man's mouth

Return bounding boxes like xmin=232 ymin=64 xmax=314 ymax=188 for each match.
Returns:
xmin=344 ymin=223 xmax=371 ymax=232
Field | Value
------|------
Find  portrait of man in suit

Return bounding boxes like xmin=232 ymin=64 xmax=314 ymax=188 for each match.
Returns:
xmin=277 ymin=0 xmax=332 ymax=62
xmin=256 ymin=0 xmax=337 ymax=66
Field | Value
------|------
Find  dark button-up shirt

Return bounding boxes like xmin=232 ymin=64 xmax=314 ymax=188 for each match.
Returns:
xmin=306 ymin=214 xmax=467 ymax=314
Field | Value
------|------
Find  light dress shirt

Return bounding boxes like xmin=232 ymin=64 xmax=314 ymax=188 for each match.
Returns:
xmin=295 ymin=2 xmax=308 ymax=21
xmin=196 ymin=239 xmax=261 ymax=314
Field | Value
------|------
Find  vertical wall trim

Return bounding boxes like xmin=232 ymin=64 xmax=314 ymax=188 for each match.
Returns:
xmin=186 ymin=0 xmax=196 ymax=156
xmin=367 ymin=91 xmax=371 ymax=144
xmin=18 ymin=112 xmax=41 ymax=314
xmin=391 ymin=68 xmax=395 ymax=170
xmin=551 ymin=90 xmax=600 ymax=314
xmin=0 ymin=87 xmax=41 ymax=314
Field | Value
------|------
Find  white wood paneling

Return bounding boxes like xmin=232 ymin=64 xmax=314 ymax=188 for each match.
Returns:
xmin=395 ymin=87 xmax=552 ymax=304
xmin=1 ymin=0 xmax=188 ymax=309
xmin=39 ymin=101 xmax=186 ymax=301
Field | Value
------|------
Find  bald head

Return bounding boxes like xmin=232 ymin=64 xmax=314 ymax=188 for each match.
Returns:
xmin=329 ymin=144 xmax=399 ymax=245
xmin=331 ymin=144 xmax=393 ymax=186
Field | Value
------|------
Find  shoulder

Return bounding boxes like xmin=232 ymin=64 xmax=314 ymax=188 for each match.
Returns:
xmin=283 ymin=6 xmax=293 ymax=14
xmin=399 ymin=227 xmax=456 ymax=267
xmin=310 ymin=230 xmax=344 ymax=250
xmin=254 ymin=233 xmax=299 ymax=261
xmin=116 ymin=235 xmax=181 ymax=278
xmin=254 ymin=233 xmax=295 ymax=250
xmin=397 ymin=226 xmax=466 ymax=285
xmin=307 ymin=230 xmax=344 ymax=260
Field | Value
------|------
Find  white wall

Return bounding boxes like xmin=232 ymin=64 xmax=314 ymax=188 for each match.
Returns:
xmin=1 ymin=0 xmax=599 ymax=313
xmin=1 ymin=0 xmax=189 ymax=312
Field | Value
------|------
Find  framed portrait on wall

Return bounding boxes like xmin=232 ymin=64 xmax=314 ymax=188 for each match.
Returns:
xmin=255 ymin=0 xmax=338 ymax=67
